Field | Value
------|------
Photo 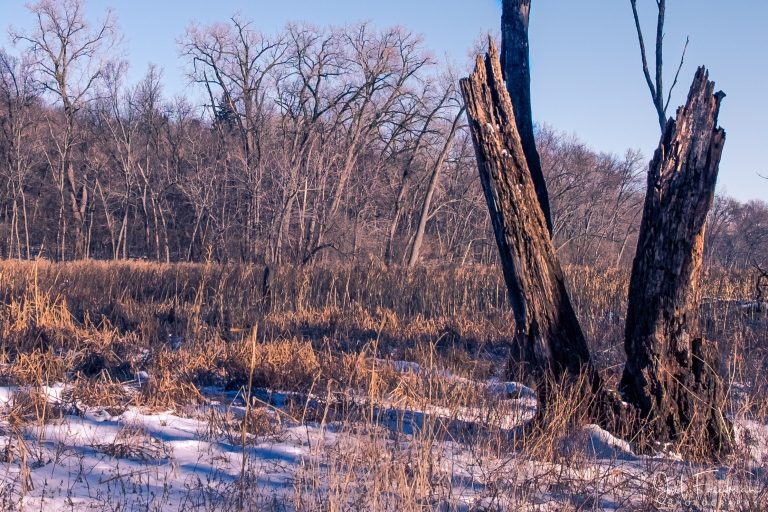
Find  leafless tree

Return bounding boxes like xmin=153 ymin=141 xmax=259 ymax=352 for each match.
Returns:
xmin=407 ymin=81 xmax=465 ymax=267
xmin=624 ymin=1 xmax=732 ymax=456
xmin=629 ymin=0 xmax=689 ymax=132
xmin=461 ymin=0 xmax=733 ymax=458
xmin=0 ymin=50 xmax=40 ymax=259
xmin=12 ymin=0 xmax=119 ymax=258
xmin=0 ymin=6 xmax=762 ymax=288
xmin=181 ymin=18 xmax=287 ymax=261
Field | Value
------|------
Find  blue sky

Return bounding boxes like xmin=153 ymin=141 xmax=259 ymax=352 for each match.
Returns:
xmin=4 ymin=0 xmax=766 ymax=202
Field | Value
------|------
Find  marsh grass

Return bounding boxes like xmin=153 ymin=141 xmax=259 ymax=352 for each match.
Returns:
xmin=0 ymin=259 xmax=765 ymax=510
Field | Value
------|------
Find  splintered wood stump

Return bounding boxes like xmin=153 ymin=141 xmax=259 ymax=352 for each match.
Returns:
xmin=459 ymin=42 xmax=586 ymax=379
xmin=621 ymin=67 xmax=733 ymax=457
xmin=460 ymin=42 xmax=623 ymax=428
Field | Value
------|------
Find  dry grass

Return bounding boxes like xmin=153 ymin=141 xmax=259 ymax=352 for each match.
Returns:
xmin=0 ymin=259 xmax=765 ymax=510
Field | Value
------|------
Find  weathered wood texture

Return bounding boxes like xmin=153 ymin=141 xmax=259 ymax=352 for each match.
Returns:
xmin=501 ymin=0 xmax=552 ymax=235
xmin=460 ymin=43 xmax=587 ymax=379
xmin=460 ymin=42 xmax=626 ymax=430
xmin=621 ymin=67 xmax=732 ymax=456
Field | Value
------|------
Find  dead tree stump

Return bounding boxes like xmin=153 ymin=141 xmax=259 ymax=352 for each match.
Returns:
xmin=460 ymin=42 xmax=623 ymax=429
xmin=621 ymin=67 xmax=733 ymax=457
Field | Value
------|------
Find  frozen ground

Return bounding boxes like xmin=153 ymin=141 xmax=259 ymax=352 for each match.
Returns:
xmin=0 ymin=363 xmax=766 ymax=511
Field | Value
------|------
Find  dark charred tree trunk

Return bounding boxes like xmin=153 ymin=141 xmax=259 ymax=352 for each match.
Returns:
xmin=460 ymin=43 xmax=622 ymax=428
xmin=621 ymin=67 xmax=733 ymax=458
xmin=501 ymin=0 xmax=552 ymax=235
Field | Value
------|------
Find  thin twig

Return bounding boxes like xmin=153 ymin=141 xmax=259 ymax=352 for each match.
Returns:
xmin=664 ymin=36 xmax=690 ymax=113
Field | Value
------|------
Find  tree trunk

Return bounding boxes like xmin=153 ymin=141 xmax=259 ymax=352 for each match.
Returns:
xmin=460 ymin=42 xmax=622 ymax=427
xmin=621 ymin=67 xmax=732 ymax=458
xmin=407 ymin=107 xmax=464 ymax=267
xmin=501 ymin=0 xmax=552 ymax=235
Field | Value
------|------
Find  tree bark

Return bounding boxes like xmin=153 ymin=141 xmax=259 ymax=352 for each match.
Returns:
xmin=460 ymin=42 xmax=622 ymax=427
xmin=621 ymin=67 xmax=732 ymax=457
xmin=501 ymin=0 xmax=552 ymax=235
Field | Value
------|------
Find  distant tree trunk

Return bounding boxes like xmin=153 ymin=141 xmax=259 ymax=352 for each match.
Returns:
xmin=385 ymin=91 xmax=446 ymax=264
xmin=621 ymin=67 xmax=732 ymax=457
xmin=460 ymin=43 xmax=622 ymax=427
xmin=407 ymin=106 xmax=464 ymax=267
xmin=501 ymin=0 xmax=552 ymax=235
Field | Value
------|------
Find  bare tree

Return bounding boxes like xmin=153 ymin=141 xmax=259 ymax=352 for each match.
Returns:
xmin=0 ymin=50 xmax=40 ymax=259
xmin=539 ymin=127 xmax=644 ymax=267
xmin=268 ymin=24 xmax=344 ymax=264
xmin=754 ymin=262 xmax=767 ymax=311
xmin=12 ymin=0 xmax=118 ymax=259
xmin=461 ymin=2 xmax=734 ymax=459
xmin=181 ymin=18 xmax=287 ymax=261
xmin=0 ymin=6 xmax=763 ymax=291
xmin=629 ymin=0 xmax=689 ymax=132
xmin=303 ymin=24 xmax=432 ymax=264
xmin=407 ymin=84 xmax=465 ymax=267
xmin=90 ymin=60 xmax=137 ymax=260
xmin=621 ymin=69 xmax=732 ymax=457
xmin=383 ymin=78 xmax=446 ymax=264
xmin=624 ymin=1 xmax=733 ymax=458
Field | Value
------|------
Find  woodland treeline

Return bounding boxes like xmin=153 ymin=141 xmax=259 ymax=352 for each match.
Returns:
xmin=0 ymin=2 xmax=764 ymax=268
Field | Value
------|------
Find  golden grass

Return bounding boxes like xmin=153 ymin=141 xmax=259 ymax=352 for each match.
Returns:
xmin=0 ymin=259 xmax=765 ymax=510
xmin=0 ymin=259 xmax=762 ymax=412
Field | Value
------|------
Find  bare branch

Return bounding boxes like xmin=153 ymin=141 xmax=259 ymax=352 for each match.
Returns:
xmin=629 ymin=0 xmax=658 ymax=109
xmin=664 ymin=36 xmax=689 ymax=113
xmin=630 ymin=0 xmax=679 ymax=132
xmin=655 ymin=0 xmax=665 ymax=117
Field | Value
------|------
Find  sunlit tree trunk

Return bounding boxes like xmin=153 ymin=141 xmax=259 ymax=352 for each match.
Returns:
xmin=621 ymin=68 xmax=733 ymax=458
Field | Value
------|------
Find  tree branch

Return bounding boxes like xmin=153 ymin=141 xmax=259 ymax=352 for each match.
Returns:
xmin=630 ymin=0 xmax=658 ymax=109
xmin=664 ymin=36 xmax=689 ymax=113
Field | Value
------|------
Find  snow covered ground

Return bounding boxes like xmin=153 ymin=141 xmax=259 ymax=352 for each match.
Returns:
xmin=1 ymin=362 xmax=766 ymax=511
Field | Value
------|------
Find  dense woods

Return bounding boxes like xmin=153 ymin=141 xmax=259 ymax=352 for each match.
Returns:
xmin=0 ymin=2 xmax=764 ymax=269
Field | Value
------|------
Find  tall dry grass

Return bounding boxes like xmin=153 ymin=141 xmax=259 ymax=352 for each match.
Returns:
xmin=0 ymin=259 xmax=764 ymax=412
xmin=0 ymin=259 xmax=765 ymax=510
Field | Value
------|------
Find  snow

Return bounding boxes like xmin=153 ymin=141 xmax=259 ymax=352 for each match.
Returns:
xmin=0 ymin=369 xmax=537 ymax=510
xmin=0 ymin=390 xmax=316 ymax=510
xmin=386 ymin=358 xmax=536 ymax=399
xmin=581 ymin=424 xmax=636 ymax=461
xmin=734 ymin=419 xmax=768 ymax=466
xmin=0 ymin=365 xmax=765 ymax=510
xmin=0 ymin=387 xmax=12 ymax=406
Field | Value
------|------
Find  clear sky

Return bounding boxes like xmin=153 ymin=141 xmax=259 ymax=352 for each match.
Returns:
xmin=4 ymin=0 xmax=766 ymax=202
